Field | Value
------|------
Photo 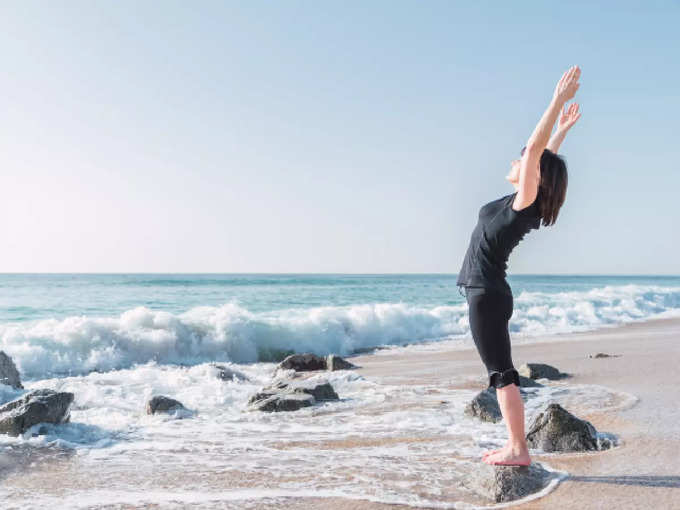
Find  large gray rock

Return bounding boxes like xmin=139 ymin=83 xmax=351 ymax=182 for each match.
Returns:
xmin=0 ymin=351 xmax=23 ymax=389
xmin=518 ymin=363 xmax=569 ymax=380
xmin=526 ymin=403 xmax=613 ymax=452
xmin=465 ymin=381 xmax=543 ymax=423
xmin=210 ymin=363 xmax=250 ymax=382
xmin=462 ymin=462 xmax=559 ymax=503
xmin=0 ymin=389 xmax=73 ymax=436
xmin=247 ymin=379 xmax=339 ymax=412
xmin=277 ymin=353 xmax=328 ymax=372
xmin=146 ymin=396 xmax=188 ymax=415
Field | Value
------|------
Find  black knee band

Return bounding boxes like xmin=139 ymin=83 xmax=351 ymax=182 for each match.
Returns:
xmin=489 ymin=368 xmax=520 ymax=389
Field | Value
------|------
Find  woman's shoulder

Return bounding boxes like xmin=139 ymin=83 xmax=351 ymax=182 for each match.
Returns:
xmin=508 ymin=191 xmax=540 ymax=215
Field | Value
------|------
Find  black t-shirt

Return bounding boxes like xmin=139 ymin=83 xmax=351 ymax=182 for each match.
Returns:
xmin=456 ymin=191 xmax=541 ymax=295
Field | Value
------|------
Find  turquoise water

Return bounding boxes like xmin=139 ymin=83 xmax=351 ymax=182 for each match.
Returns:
xmin=1 ymin=273 xmax=679 ymax=378
xmin=2 ymin=273 xmax=679 ymax=321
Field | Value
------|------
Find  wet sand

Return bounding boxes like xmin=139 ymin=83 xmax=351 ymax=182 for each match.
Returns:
xmin=261 ymin=316 xmax=680 ymax=509
xmin=2 ymin=316 xmax=680 ymax=509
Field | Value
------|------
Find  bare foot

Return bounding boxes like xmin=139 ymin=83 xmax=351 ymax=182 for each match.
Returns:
xmin=481 ymin=443 xmax=510 ymax=458
xmin=482 ymin=446 xmax=531 ymax=466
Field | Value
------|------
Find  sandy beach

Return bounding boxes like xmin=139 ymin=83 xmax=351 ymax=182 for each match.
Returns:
xmin=250 ymin=316 xmax=680 ymax=509
xmin=316 ymin=319 xmax=680 ymax=510
xmin=2 ymin=315 xmax=679 ymax=509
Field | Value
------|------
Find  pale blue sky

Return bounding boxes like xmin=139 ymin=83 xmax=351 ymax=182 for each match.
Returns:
xmin=0 ymin=1 xmax=677 ymax=274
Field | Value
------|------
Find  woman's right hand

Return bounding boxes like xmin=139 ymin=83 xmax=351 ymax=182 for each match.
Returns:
xmin=553 ymin=65 xmax=581 ymax=104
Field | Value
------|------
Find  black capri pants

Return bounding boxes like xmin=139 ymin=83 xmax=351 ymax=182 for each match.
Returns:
xmin=462 ymin=286 xmax=521 ymax=389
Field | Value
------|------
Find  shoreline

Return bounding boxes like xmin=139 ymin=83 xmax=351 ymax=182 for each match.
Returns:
xmin=342 ymin=314 xmax=680 ymax=509
xmin=2 ymin=314 xmax=679 ymax=509
xmin=264 ymin=313 xmax=680 ymax=509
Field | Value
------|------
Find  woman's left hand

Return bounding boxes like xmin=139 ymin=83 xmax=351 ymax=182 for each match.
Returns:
xmin=557 ymin=102 xmax=581 ymax=132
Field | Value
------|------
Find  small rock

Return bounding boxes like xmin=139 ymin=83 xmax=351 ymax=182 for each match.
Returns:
xmin=526 ymin=403 xmax=613 ymax=452
xmin=210 ymin=363 xmax=250 ymax=382
xmin=465 ymin=388 xmax=502 ymax=423
xmin=293 ymin=381 xmax=339 ymax=401
xmin=0 ymin=389 xmax=73 ymax=437
xmin=465 ymin=383 xmax=539 ymax=423
xmin=278 ymin=353 xmax=327 ymax=372
xmin=0 ymin=351 xmax=23 ymax=389
xmin=326 ymin=354 xmax=358 ymax=371
xmin=249 ymin=393 xmax=316 ymax=412
xmin=589 ymin=352 xmax=620 ymax=359
xmin=518 ymin=375 xmax=543 ymax=388
xmin=462 ymin=462 xmax=559 ymax=503
xmin=146 ymin=396 xmax=188 ymax=415
xmin=518 ymin=363 xmax=569 ymax=380
xmin=247 ymin=379 xmax=339 ymax=413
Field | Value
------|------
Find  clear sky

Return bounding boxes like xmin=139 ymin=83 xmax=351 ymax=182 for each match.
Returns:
xmin=0 ymin=1 xmax=677 ymax=274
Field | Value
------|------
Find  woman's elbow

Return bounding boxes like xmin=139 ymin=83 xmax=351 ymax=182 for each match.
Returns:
xmin=525 ymin=140 xmax=545 ymax=155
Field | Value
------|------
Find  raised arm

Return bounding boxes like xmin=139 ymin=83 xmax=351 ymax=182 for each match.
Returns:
xmin=547 ymin=102 xmax=582 ymax=153
xmin=514 ymin=66 xmax=581 ymax=210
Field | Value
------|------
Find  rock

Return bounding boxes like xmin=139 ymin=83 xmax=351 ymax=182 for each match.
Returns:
xmin=277 ymin=353 xmax=327 ymax=372
xmin=0 ymin=351 xmax=23 ymax=389
xmin=326 ymin=354 xmax=358 ymax=371
xmin=526 ymin=403 xmax=613 ymax=452
xmin=0 ymin=389 xmax=73 ymax=437
xmin=146 ymin=396 xmax=188 ymax=415
xmin=465 ymin=383 xmax=540 ymax=423
xmin=518 ymin=375 xmax=543 ymax=388
xmin=589 ymin=352 xmax=620 ymax=359
xmin=518 ymin=363 xmax=569 ymax=380
xmin=465 ymin=388 xmax=502 ymax=423
xmin=293 ymin=381 xmax=339 ymax=401
xmin=462 ymin=462 xmax=559 ymax=503
xmin=210 ymin=363 xmax=250 ymax=382
xmin=249 ymin=392 xmax=316 ymax=412
xmin=247 ymin=379 xmax=339 ymax=412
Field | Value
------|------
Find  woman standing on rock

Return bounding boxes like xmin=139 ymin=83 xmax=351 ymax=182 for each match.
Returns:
xmin=456 ymin=65 xmax=581 ymax=466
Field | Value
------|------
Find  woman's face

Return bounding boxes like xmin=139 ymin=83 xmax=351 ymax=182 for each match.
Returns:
xmin=505 ymin=158 xmax=521 ymax=185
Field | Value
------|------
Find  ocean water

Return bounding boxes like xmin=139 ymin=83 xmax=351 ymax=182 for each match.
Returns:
xmin=1 ymin=273 xmax=679 ymax=379
xmin=0 ymin=273 xmax=675 ymax=508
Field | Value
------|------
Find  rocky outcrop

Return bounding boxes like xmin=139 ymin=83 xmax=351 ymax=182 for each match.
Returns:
xmin=526 ymin=403 xmax=614 ymax=452
xmin=210 ymin=363 xmax=250 ymax=382
xmin=146 ymin=396 xmax=188 ymax=415
xmin=277 ymin=352 xmax=358 ymax=373
xmin=247 ymin=379 xmax=340 ymax=412
xmin=518 ymin=363 xmax=569 ymax=380
xmin=465 ymin=380 xmax=542 ymax=423
xmin=0 ymin=389 xmax=73 ymax=436
xmin=0 ymin=351 xmax=23 ymax=389
xmin=462 ymin=462 xmax=560 ymax=503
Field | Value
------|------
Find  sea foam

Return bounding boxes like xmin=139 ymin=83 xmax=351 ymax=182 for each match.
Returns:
xmin=0 ymin=284 xmax=679 ymax=379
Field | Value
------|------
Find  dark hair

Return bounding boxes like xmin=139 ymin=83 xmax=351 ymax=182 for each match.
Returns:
xmin=536 ymin=148 xmax=568 ymax=227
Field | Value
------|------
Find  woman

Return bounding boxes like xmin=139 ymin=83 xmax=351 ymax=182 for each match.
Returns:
xmin=456 ymin=65 xmax=582 ymax=466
